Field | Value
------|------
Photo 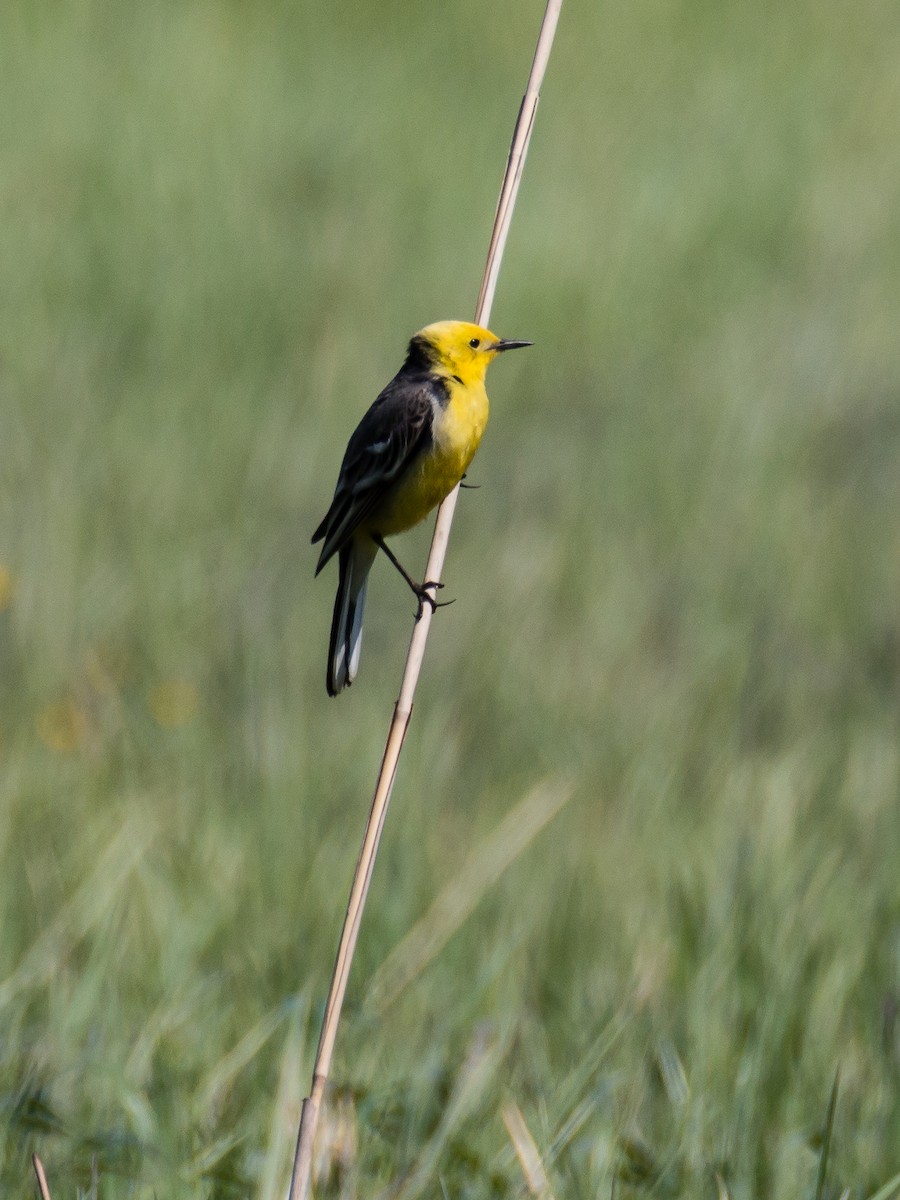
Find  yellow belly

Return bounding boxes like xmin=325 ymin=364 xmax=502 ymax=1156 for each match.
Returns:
xmin=368 ymin=380 xmax=489 ymax=536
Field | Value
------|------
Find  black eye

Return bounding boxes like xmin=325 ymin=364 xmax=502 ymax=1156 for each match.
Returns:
xmin=468 ymin=337 xmax=480 ymax=349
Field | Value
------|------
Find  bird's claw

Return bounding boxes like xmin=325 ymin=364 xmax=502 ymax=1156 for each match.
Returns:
xmin=413 ymin=582 xmax=454 ymax=620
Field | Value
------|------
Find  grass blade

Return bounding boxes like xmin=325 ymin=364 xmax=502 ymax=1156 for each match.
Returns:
xmin=814 ymin=1067 xmax=840 ymax=1200
xmin=867 ymin=1173 xmax=900 ymax=1200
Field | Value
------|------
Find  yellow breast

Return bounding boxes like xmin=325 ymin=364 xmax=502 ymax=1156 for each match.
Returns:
xmin=371 ymin=379 xmax=489 ymax=536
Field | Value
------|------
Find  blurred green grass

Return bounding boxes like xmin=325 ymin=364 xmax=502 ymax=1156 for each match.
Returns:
xmin=2 ymin=0 xmax=900 ymax=1195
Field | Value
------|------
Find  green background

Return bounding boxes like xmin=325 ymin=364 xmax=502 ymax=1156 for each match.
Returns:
xmin=1 ymin=0 xmax=899 ymax=1195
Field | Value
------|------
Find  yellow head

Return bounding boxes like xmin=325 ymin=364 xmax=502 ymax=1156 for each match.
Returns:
xmin=406 ymin=319 xmax=532 ymax=384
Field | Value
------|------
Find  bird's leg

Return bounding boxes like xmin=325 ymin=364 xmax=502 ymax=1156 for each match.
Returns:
xmin=372 ymin=534 xmax=454 ymax=620
xmin=459 ymin=472 xmax=480 ymax=489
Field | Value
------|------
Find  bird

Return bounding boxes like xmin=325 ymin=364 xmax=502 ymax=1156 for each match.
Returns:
xmin=312 ymin=319 xmax=532 ymax=695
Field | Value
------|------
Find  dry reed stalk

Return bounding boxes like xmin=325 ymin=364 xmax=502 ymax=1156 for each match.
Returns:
xmin=32 ymin=1154 xmax=53 ymax=1200
xmin=502 ymin=1100 xmax=557 ymax=1200
xmin=288 ymin=3 xmax=564 ymax=1197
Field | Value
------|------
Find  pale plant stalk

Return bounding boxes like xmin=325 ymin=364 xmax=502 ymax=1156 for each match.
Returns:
xmin=32 ymin=1154 xmax=53 ymax=1200
xmin=502 ymin=1100 xmax=557 ymax=1200
xmin=288 ymin=4 xmax=563 ymax=1197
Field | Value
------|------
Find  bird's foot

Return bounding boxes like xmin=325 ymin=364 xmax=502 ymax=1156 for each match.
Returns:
xmin=413 ymin=581 xmax=455 ymax=620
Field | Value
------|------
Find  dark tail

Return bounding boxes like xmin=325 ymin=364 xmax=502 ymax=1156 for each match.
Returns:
xmin=327 ymin=539 xmax=376 ymax=696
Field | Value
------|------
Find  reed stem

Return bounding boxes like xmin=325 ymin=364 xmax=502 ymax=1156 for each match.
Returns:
xmin=288 ymin=5 xmax=563 ymax=1195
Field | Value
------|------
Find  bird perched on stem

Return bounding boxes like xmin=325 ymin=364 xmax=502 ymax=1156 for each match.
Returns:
xmin=312 ymin=319 xmax=531 ymax=695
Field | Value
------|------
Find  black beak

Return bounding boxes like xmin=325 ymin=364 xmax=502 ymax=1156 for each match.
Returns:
xmin=493 ymin=338 xmax=533 ymax=352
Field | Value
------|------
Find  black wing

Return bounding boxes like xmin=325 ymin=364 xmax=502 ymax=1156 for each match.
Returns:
xmin=312 ymin=374 xmax=438 ymax=573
